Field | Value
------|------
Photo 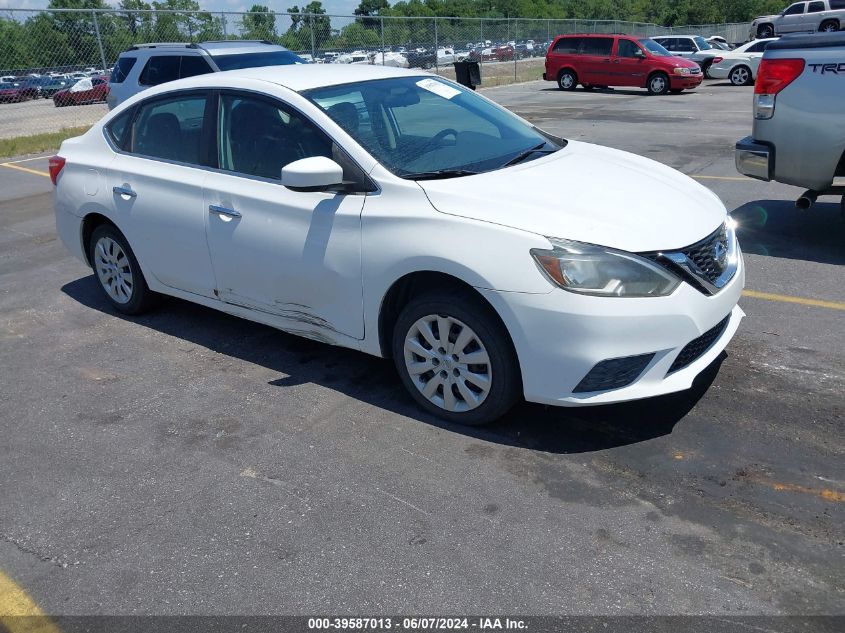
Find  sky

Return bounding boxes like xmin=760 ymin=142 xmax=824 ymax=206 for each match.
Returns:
xmin=0 ymin=0 xmax=362 ymax=15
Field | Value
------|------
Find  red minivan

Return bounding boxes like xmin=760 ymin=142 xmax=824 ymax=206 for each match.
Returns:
xmin=544 ymin=34 xmax=703 ymax=95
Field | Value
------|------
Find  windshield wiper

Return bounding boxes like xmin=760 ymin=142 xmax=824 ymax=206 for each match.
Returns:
xmin=503 ymin=142 xmax=558 ymax=167
xmin=401 ymin=169 xmax=479 ymax=181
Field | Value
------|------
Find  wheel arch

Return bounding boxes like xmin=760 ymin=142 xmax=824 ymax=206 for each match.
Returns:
xmin=376 ymin=270 xmax=517 ymax=365
xmin=80 ymin=212 xmax=121 ymax=267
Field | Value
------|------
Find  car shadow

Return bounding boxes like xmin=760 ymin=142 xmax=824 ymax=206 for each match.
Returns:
xmin=539 ymin=87 xmax=695 ymax=97
xmin=732 ymin=198 xmax=845 ymax=265
xmin=62 ymin=276 xmax=723 ymax=455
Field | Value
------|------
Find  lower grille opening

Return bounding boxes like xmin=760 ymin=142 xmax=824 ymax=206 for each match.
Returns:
xmin=573 ymin=353 xmax=655 ymax=394
xmin=667 ymin=315 xmax=731 ymax=375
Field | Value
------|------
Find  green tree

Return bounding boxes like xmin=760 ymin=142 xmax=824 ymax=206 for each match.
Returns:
xmin=241 ymin=5 xmax=277 ymax=41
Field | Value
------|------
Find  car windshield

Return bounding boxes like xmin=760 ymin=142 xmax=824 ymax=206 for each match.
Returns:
xmin=639 ymin=39 xmax=672 ymax=56
xmin=304 ymin=76 xmax=563 ymax=178
xmin=211 ymin=50 xmax=305 ymax=70
xmin=694 ymin=36 xmax=712 ymax=50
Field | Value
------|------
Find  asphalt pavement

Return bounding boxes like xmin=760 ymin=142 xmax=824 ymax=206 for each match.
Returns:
xmin=0 ymin=79 xmax=842 ymax=618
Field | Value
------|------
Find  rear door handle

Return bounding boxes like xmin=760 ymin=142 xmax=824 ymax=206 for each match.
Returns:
xmin=112 ymin=185 xmax=136 ymax=198
xmin=209 ymin=204 xmax=241 ymax=218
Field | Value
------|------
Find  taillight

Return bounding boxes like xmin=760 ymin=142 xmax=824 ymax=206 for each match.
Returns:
xmin=48 ymin=155 xmax=65 ymax=186
xmin=713 ymin=57 xmax=723 ymax=64
xmin=755 ymin=58 xmax=805 ymax=95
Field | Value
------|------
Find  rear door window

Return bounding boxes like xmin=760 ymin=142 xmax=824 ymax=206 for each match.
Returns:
xmin=580 ymin=37 xmax=613 ymax=57
xmin=179 ymin=55 xmax=213 ymax=79
xmin=110 ymin=57 xmax=137 ymax=84
xmin=138 ymin=56 xmax=180 ymax=86
xmin=130 ymin=93 xmax=209 ymax=164
xmin=807 ymin=1 xmax=825 ymax=11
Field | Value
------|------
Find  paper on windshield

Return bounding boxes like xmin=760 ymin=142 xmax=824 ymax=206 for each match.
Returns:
xmin=416 ymin=78 xmax=461 ymax=100
xmin=70 ymin=78 xmax=92 ymax=93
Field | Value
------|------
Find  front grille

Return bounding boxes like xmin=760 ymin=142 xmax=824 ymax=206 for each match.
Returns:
xmin=690 ymin=67 xmax=702 ymax=75
xmin=667 ymin=315 xmax=730 ymax=375
xmin=683 ymin=224 xmax=729 ymax=284
xmin=643 ymin=223 xmax=733 ymax=295
xmin=573 ymin=353 xmax=655 ymax=393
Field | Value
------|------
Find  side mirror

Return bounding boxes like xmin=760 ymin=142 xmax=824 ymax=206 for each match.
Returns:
xmin=635 ymin=49 xmax=646 ymax=58
xmin=282 ymin=156 xmax=344 ymax=192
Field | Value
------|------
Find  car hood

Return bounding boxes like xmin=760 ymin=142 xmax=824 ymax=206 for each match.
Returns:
xmin=417 ymin=141 xmax=727 ymax=253
xmin=753 ymin=14 xmax=780 ymax=23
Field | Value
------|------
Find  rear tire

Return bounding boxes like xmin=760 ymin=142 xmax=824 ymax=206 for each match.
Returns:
xmin=700 ymin=60 xmax=713 ymax=78
xmin=820 ymin=20 xmax=839 ymax=33
xmin=392 ymin=291 xmax=521 ymax=426
xmin=647 ymin=72 xmax=670 ymax=95
xmin=757 ymin=24 xmax=774 ymax=39
xmin=88 ymin=224 xmax=159 ymax=315
xmin=730 ymin=65 xmax=752 ymax=86
xmin=557 ymin=69 xmax=577 ymax=91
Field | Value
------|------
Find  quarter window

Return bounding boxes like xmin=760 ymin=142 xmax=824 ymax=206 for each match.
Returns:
xmin=106 ymin=109 xmax=133 ymax=149
xmin=130 ymin=94 xmax=208 ymax=164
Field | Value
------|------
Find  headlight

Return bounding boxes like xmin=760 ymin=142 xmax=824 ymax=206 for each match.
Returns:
xmin=530 ymin=239 xmax=681 ymax=298
xmin=673 ymin=67 xmax=691 ymax=75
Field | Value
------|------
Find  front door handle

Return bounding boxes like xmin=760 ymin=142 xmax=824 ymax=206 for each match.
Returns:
xmin=113 ymin=185 xmax=136 ymax=198
xmin=209 ymin=204 xmax=241 ymax=218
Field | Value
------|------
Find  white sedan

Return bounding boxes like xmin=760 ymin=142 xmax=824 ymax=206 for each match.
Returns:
xmin=709 ymin=38 xmax=778 ymax=85
xmin=51 ymin=65 xmax=744 ymax=425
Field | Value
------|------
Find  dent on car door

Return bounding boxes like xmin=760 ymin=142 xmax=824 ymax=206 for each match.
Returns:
xmin=109 ymin=91 xmax=218 ymax=298
xmin=202 ymin=92 xmax=366 ymax=341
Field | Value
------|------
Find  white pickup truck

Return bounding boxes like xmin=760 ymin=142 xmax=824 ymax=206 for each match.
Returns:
xmin=751 ymin=0 xmax=845 ymax=39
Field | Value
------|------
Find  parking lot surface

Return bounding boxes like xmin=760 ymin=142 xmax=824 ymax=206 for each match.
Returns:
xmin=0 ymin=80 xmax=843 ymax=616
xmin=0 ymin=98 xmax=107 ymax=139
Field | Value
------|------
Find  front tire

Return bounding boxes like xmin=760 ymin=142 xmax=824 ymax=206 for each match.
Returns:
xmin=730 ymin=65 xmax=752 ymax=86
xmin=647 ymin=72 xmax=670 ymax=95
xmin=392 ymin=292 xmax=520 ymax=426
xmin=88 ymin=224 xmax=159 ymax=315
xmin=557 ymin=69 xmax=577 ymax=91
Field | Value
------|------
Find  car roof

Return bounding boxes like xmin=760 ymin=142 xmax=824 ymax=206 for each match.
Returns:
xmin=213 ymin=64 xmax=429 ymax=92
xmin=124 ymin=40 xmax=289 ymax=56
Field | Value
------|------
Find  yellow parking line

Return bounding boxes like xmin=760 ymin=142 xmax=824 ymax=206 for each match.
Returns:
xmin=691 ymin=175 xmax=750 ymax=182
xmin=6 ymin=155 xmax=53 ymax=164
xmin=742 ymin=289 xmax=845 ymax=311
xmin=0 ymin=570 xmax=60 ymax=632
xmin=0 ymin=162 xmax=50 ymax=178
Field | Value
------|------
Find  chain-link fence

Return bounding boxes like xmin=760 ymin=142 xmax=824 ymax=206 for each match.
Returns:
xmin=0 ymin=7 xmax=750 ymax=140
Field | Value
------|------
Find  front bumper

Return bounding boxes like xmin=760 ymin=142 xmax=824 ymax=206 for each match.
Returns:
xmin=478 ymin=252 xmax=745 ymax=406
xmin=735 ymin=136 xmax=772 ymax=181
xmin=670 ymin=74 xmax=703 ymax=89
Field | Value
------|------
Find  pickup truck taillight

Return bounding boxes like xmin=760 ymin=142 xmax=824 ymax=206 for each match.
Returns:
xmin=754 ymin=58 xmax=805 ymax=120
xmin=48 ymin=155 xmax=65 ymax=186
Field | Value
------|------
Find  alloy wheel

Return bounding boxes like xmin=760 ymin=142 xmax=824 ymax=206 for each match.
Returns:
xmin=403 ymin=314 xmax=492 ymax=413
xmin=94 ymin=236 xmax=134 ymax=304
xmin=731 ymin=67 xmax=750 ymax=86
